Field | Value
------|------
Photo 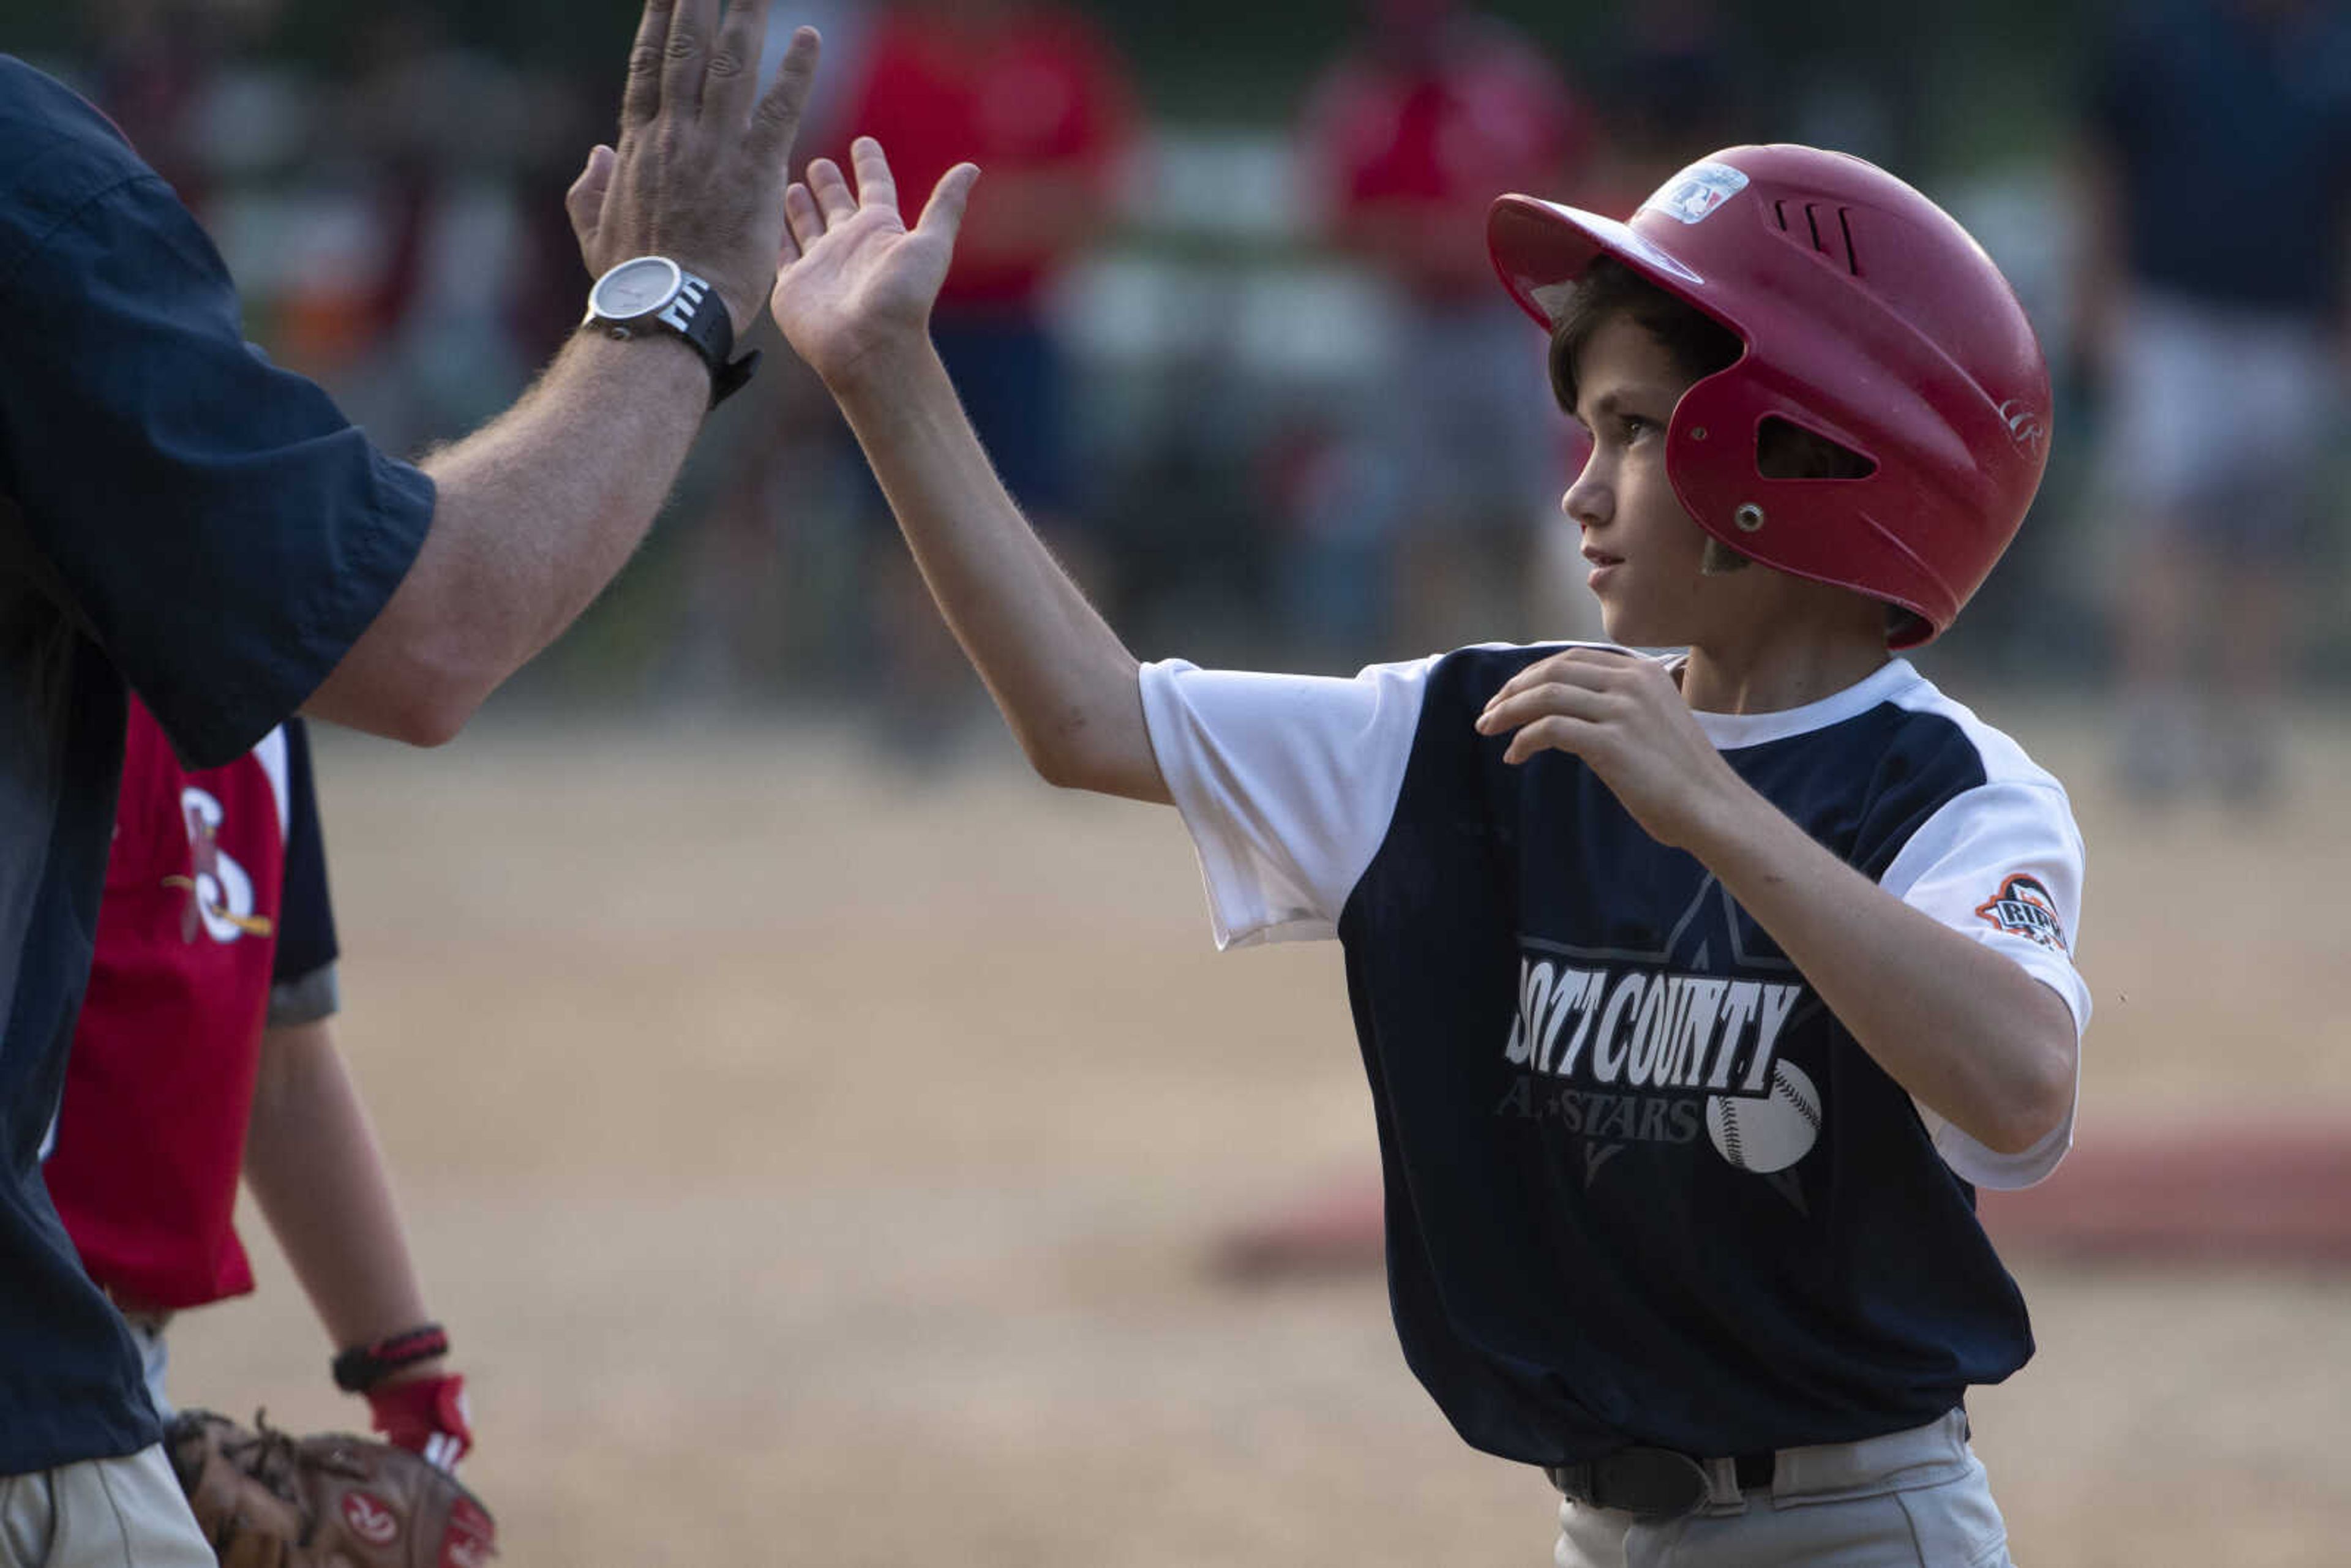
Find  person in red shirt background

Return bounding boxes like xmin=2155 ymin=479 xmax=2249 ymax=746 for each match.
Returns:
xmin=822 ymin=0 xmax=1136 ymax=744
xmin=1300 ymin=0 xmax=1598 ymax=653
xmin=43 ymin=700 xmax=474 ymax=1471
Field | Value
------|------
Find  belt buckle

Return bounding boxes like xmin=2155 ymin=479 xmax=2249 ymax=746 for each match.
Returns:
xmin=1553 ymin=1447 xmax=1712 ymax=1522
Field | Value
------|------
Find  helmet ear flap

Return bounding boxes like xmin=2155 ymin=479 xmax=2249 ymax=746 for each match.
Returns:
xmin=1663 ymin=367 xmax=1767 ymax=542
xmin=1668 ymin=364 xmax=1957 ymax=636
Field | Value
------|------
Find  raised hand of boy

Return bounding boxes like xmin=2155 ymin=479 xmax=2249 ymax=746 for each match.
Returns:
xmin=770 ymin=138 xmax=980 ymax=390
xmin=767 ymin=137 xmax=1163 ymax=801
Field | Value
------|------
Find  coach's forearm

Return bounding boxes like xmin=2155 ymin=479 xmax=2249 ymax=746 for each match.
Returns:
xmin=305 ymin=330 xmax=709 ymax=745
xmin=244 ymin=1020 xmax=442 ymax=1376
xmin=1690 ymin=791 xmax=2077 ymax=1155
xmin=830 ymin=340 xmax=1167 ymax=802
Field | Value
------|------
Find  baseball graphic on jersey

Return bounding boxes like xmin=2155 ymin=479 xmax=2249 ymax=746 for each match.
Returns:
xmin=1705 ymin=1059 xmax=1821 ymax=1173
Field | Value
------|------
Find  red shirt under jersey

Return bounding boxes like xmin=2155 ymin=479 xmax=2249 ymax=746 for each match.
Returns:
xmin=45 ymin=699 xmax=338 ymax=1311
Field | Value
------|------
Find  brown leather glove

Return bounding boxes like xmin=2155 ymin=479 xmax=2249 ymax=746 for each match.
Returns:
xmin=164 ymin=1409 xmax=497 ymax=1568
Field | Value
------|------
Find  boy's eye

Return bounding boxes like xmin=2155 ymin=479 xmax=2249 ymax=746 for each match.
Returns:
xmin=1619 ymin=416 xmax=1657 ymax=441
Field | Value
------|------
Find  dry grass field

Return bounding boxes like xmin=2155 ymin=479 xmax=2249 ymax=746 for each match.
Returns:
xmin=166 ymin=694 xmax=2351 ymax=1566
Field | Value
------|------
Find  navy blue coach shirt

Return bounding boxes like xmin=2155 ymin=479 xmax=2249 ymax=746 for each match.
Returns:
xmin=0 ymin=57 xmax=433 ymax=1472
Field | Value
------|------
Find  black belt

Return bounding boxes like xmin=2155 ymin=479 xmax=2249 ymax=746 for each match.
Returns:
xmin=1546 ymin=1447 xmax=1775 ymax=1521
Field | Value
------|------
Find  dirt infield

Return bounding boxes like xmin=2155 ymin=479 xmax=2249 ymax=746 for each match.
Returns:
xmin=166 ymin=698 xmax=2351 ymax=1566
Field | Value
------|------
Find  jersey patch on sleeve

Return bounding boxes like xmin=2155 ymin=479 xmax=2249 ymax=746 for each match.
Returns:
xmin=1974 ymin=872 xmax=2068 ymax=954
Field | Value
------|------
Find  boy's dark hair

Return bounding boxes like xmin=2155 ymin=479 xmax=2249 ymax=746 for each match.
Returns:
xmin=1548 ymin=255 xmax=1744 ymax=422
xmin=1549 ymin=256 xmax=1878 ymax=579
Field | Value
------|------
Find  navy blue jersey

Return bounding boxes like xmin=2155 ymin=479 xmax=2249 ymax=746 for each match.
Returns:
xmin=0 ymin=58 xmax=430 ymax=1471
xmin=1142 ymin=648 xmax=2089 ymax=1466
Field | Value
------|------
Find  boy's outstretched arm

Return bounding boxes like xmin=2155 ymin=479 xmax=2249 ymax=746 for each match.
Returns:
xmin=770 ymin=138 xmax=1169 ymax=804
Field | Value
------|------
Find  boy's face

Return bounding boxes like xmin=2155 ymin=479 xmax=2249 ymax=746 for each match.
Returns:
xmin=1559 ymin=312 xmax=1719 ymax=647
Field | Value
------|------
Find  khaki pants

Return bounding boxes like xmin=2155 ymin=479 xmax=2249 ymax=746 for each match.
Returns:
xmin=1555 ymin=1409 xmax=2011 ymax=1568
xmin=0 ymin=1448 xmax=212 ymax=1568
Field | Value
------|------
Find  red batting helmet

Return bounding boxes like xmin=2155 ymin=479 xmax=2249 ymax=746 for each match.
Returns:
xmin=1488 ymin=145 xmax=2051 ymax=647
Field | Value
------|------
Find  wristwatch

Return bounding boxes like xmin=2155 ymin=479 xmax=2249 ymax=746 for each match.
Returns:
xmin=583 ymin=255 xmax=760 ymax=408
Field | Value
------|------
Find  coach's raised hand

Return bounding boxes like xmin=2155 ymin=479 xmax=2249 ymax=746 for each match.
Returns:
xmin=569 ymin=1 xmax=821 ymax=336
xmin=304 ymin=4 xmax=830 ymax=746
xmin=770 ymin=138 xmax=980 ymax=389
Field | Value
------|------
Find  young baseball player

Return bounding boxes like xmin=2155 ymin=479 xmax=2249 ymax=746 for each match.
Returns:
xmin=42 ymin=699 xmax=474 ymax=1469
xmin=771 ymin=139 xmax=2086 ymax=1566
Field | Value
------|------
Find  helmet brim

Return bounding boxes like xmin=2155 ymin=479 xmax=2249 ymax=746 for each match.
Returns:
xmin=1488 ymin=195 xmax=1712 ymax=329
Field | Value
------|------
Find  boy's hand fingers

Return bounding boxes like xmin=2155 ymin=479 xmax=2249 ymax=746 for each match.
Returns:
xmin=1491 ymin=651 xmax=1655 ymax=726
xmin=915 ymin=162 xmax=981 ymax=242
xmin=1503 ymin=716 xmax=1599 ymax=768
xmin=1476 ymin=682 xmax=1613 ymax=737
xmin=1490 ymin=649 xmax=1610 ymax=705
xmin=1485 ymin=658 xmax=1614 ymax=719
xmin=850 ymin=136 xmax=898 ymax=214
xmin=808 ymin=158 xmax=858 ymax=222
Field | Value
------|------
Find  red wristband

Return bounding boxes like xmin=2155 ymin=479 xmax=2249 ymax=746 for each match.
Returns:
xmin=366 ymin=1372 xmax=474 ymax=1471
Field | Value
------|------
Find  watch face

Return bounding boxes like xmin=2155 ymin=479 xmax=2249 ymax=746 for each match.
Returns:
xmin=592 ymin=257 xmax=683 ymax=321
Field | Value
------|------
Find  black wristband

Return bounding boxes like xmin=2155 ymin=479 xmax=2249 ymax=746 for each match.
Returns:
xmin=709 ymin=347 xmax=761 ymax=410
xmin=332 ymin=1323 xmax=449 ymax=1394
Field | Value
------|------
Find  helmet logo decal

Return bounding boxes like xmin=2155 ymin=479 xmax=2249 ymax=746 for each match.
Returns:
xmin=1998 ymin=399 xmax=2046 ymax=454
xmin=1644 ymin=162 xmax=1750 ymax=226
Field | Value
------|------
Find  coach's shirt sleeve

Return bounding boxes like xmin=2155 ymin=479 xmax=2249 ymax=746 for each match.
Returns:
xmin=1138 ymin=658 xmax=1434 ymax=948
xmin=0 ymin=59 xmax=434 ymax=768
xmin=1879 ymin=778 xmax=2091 ymax=1190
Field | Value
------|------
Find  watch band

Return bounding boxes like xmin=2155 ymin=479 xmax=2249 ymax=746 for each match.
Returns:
xmin=587 ymin=263 xmax=761 ymax=410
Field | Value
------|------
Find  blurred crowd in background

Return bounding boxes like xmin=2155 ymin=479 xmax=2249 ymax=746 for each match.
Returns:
xmin=10 ymin=0 xmax=2351 ymax=800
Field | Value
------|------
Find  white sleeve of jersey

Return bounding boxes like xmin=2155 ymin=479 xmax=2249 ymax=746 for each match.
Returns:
xmin=1138 ymin=656 xmax=1436 ymax=949
xmin=1877 ymin=778 xmax=2091 ymax=1190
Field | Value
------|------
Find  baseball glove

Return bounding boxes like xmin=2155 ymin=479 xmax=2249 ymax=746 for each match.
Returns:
xmin=163 ymin=1409 xmax=497 ymax=1568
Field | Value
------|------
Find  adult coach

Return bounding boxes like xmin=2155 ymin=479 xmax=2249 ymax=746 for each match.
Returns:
xmin=0 ymin=4 xmax=817 ymax=1560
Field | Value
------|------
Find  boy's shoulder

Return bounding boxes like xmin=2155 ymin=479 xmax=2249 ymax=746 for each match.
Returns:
xmin=1864 ymin=667 xmax=2068 ymax=800
xmin=1803 ymin=668 xmax=2079 ymax=883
